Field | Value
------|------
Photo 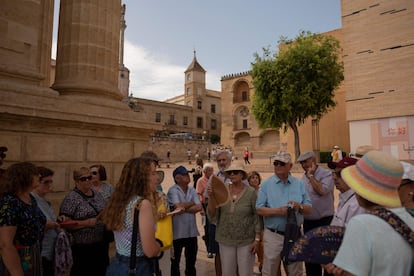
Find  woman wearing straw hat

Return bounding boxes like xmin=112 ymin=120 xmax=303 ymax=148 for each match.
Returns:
xmin=324 ymin=151 xmax=414 ymax=276
xmin=207 ymin=162 xmax=262 ymax=276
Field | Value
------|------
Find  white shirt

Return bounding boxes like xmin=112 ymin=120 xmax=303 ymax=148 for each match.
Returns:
xmin=333 ymin=208 xmax=414 ymax=276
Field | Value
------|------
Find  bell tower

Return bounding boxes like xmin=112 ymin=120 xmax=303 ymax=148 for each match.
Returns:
xmin=184 ymin=50 xmax=206 ymax=110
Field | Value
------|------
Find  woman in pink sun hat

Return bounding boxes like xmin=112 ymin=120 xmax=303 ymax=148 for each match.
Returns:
xmin=324 ymin=151 xmax=414 ymax=276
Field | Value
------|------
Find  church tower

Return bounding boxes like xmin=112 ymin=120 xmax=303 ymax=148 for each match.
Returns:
xmin=184 ymin=51 xmax=206 ymax=110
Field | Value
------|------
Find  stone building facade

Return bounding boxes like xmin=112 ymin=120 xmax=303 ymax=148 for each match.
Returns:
xmin=220 ymin=29 xmax=349 ymax=160
xmin=0 ymin=0 xmax=211 ymax=192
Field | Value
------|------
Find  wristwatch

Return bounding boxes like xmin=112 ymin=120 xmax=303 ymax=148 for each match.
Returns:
xmin=307 ymin=174 xmax=314 ymax=178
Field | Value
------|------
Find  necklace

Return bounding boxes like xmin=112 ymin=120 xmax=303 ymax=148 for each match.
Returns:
xmin=230 ymin=183 xmax=243 ymax=202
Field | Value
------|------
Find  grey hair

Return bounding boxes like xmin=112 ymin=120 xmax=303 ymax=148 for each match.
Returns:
xmin=215 ymin=149 xmax=232 ymax=160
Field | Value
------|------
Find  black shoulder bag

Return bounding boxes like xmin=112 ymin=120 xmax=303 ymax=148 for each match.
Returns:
xmin=129 ymin=202 xmax=162 ymax=276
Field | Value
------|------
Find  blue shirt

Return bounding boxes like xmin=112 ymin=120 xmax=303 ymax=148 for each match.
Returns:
xmin=167 ymin=184 xmax=200 ymax=240
xmin=256 ymin=174 xmax=311 ymax=232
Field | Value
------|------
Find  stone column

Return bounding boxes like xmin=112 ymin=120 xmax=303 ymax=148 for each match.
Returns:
xmin=52 ymin=0 xmax=122 ymax=100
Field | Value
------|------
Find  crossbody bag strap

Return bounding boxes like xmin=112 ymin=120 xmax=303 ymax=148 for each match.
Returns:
xmin=129 ymin=199 xmax=143 ymax=276
xmin=372 ymin=207 xmax=414 ymax=248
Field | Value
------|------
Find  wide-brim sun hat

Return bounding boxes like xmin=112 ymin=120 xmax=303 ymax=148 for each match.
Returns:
xmin=224 ymin=162 xmax=247 ymax=177
xmin=341 ymin=150 xmax=403 ymax=208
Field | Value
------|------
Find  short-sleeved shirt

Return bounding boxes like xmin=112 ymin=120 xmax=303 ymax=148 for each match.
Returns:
xmin=167 ymin=184 xmax=200 ymax=240
xmin=59 ymin=188 xmax=105 ymax=244
xmin=195 ymin=175 xmax=209 ymax=203
xmin=0 ymin=194 xmax=46 ymax=246
xmin=333 ymin=208 xmax=414 ymax=275
xmin=256 ymin=174 xmax=311 ymax=232
xmin=302 ymin=166 xmax=334 ymax=220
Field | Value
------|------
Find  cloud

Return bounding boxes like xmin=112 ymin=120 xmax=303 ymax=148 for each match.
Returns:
xmin=124 ymin=41 xmax=184 ymax=101
xmin=124 ymin=41 xmax=221 ymax=101
xmin=51 ymin=39 xmax=221 ymax=101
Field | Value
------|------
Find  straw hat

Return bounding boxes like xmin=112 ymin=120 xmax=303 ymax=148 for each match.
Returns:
xmin=224 ymin=162 xmax=247 ymax=179
xmin=210 ymin=175 xmax=230 ymax=207
xmin=341 ymin=150 xmax=403 ymax=208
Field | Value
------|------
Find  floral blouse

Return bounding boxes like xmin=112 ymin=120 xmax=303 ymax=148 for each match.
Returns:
xmin=0 ymin=194 xmax=46 ymax=246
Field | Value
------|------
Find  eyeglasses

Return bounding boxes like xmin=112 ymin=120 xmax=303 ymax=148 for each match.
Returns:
xmin=91 ymin=171 xmax=98 ymax=175
xmin=79 ymin=176 xmax=92 ymax=182
xmin=227 ymin=170 xmax=241 ymax=176
xmin=273 ymin=161 xmax=286 ymax=167
xmin=41 ymin=180 xmax=53 ymax=185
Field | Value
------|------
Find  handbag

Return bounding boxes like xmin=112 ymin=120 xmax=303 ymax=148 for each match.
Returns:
xmin=280 ymin=207 xmax=301 ymax=265
xmin=130 ymin=201 xmax=162 ymax=276
xmin=155 ymin=202 xmax=173 ymax=251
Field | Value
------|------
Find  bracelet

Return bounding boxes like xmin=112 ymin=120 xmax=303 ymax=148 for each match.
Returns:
xmin=255 ymin=238 xmax=261 ymax=242
xmin=308 ymin=174 xmax=314 ymax=178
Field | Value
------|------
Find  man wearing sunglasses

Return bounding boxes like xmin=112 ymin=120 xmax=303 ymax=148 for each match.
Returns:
xmin=328 ymin=157 xmax=365 ymax=227
xmin=297 ymin=150 xmax=335 ymax=276
xmin=256 ymin=151 xmax=312 ymax=276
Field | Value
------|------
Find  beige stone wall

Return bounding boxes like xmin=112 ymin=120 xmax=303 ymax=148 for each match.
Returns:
xmin=342 ymin=0 xmax=414 ymax=121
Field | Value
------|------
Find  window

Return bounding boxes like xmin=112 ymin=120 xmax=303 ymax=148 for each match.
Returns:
xmin=242 ymin=91 xmax=248 ymax=101
xmin=186 ymin=88 xmax=191 ymax=95
xmin=197 ymin=101 xmax=202 ymax=110
xmin=169 ymin=114 xmax=175 ymax=125
xmin=243 ymin=119 xmax=248 ymax=129
xmin=197 ymin=117 xmax=203 ymax=128
xmin=187 ymin=74 xmax=191 ymax=81
xmin=211 ymin=119 xmax=217 ymax=130
xmin=211 ymin=104 xmax=216 ymax=113
xmin=155 ymin=113 xmax=161 ymax=123
xmin=183 ymin=116 xmax=188 ymax=126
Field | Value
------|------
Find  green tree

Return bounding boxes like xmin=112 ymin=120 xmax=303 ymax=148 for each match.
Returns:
xmin=251 ymin=31 xmax=344 ymax=159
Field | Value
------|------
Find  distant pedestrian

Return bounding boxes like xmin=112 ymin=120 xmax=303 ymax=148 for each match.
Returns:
xmin=331 ymin=146 xmax=343 ymax=162
xmin=187 ymin=149 xmax=192 ymax=163
xmin=243 ymin=148 xmax=251 ymax=164
xmin=167 ymin=149 xmax=171 ymax=161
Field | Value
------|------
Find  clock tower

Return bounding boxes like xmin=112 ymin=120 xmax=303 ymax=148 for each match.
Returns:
xmin=184 ymin=50 xmax=206 ymax=110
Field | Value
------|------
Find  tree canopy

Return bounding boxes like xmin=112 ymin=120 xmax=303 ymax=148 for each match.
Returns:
xmin=251 ymin=31 xmax=344 ymax=159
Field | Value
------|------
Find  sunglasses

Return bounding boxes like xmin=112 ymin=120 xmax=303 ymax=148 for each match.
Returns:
xmin=79 ymin=176 xmax=92 ymax=182
xmin=41 ymin=180 xmax=53 ymax=185
xmin=91 ymin=171 xmax=98 ymax=175
xmin=273 ymin=161 xmax=286 ymax=167
xmin=227 ymin=170 xmax=241 ymax=176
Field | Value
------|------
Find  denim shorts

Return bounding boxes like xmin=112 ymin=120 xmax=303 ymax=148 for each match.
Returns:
xmin=106 ymin=253 xmax=154 ymax=276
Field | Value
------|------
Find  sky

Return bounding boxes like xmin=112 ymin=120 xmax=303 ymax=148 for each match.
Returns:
xmin=52 ymin=1 xmax=342 ymax=101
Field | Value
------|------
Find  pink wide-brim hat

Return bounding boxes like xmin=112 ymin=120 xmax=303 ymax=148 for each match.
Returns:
xmin=341 ymin=150 xmax=403 ymax=208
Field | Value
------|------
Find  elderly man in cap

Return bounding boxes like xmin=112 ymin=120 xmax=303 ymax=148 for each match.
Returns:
xmin=297 ymin=150 xmax=335 ymax=276
xmin=256 ymin=151 xmax=312 ymax=276
xmin=328 ymin=157 xmax=366 ymax=227
xmin=167 ymin=165 xmax=202 ymax=276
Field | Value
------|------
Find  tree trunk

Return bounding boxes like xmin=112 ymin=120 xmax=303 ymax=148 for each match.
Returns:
xmin=289 ymin=121 xmax=301 ymax=161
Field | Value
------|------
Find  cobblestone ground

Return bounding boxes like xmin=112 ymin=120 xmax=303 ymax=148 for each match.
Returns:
xmin=48 ymin=158 xmax=336 ymax=275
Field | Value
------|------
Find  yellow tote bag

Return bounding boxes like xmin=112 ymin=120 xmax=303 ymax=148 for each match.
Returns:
xmin=155 ymin=215 xmax=173 ymax=251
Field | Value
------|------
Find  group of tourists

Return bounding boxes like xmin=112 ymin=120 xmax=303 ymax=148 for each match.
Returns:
xmin=0 ymin=145 xmax=413 ymax=276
